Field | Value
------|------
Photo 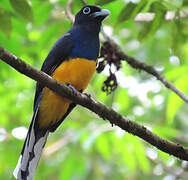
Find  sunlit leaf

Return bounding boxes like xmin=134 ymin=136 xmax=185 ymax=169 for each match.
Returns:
xmin=59 ymin=153 xmax=86 ymax=180
xmin=165 ymin=66 xmax=188 ymax=81
xmin=111 ymin=133 xmax=137 ymax=171
xmin=115 ymin=87 xmax=129 ymax=116
xmin=131 ymin=136 xmax=150 ymax=173
xmin=153 ymin=126 xmax=177 ymax=138
xmin=32 ymin=1 xmax=52 ymax=26
xmin=166 ymin=75 xmax=188 ymax=123
xmin=96 ymin=134 xmax=111 ymax=160
xmin=162 ymin=0 xmax=183 ymax=10
xmin=0 ymin=0 xmax=12 ymax=11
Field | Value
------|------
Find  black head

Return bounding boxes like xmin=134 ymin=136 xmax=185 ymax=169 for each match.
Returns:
xmin=74 ymin=5 xmax=110 ymax=26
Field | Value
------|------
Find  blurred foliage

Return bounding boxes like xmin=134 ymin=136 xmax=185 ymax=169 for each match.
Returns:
xmin=0 ymin=0 xmax=188 ymax=180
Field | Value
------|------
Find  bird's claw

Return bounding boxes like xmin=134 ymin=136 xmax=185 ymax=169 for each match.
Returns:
xmin=84 ymin=92 xmax=91 ymax=98
xmin=66 ymin=83 xmax=77 ymax=96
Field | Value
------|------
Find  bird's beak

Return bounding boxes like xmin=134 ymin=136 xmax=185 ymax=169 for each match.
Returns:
xmin=91 ymin=9 xmax=110 ymax=19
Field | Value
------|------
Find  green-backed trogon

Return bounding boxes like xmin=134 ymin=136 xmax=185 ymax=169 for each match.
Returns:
xmin=13 ymin=5 xmax=110 ymax=180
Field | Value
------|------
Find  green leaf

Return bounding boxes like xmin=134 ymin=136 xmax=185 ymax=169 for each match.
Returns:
xmin=132 ymin=136 xmax=150 ymax=173
xmin=32 ymin=1 xmax=53 ymax=26
xmin=0 ymin=8 xmax=12 ymax=38
xmin=0 ymin=0 xmax=12 ymax=11
xmin=162 ymin=0 xmax=183 ymax=10
xmin=59 ymin=153 xmax=86 ymax=180
xmin=153 ymin=126 xmax=177 ymax=138
xmin=9 ymin=0 xmax=33 ymax=21
xmin=138 ymin=2 xmax=166 ymax=40
xmin=38 ymin=23 xmax=61 ymax=49
xmin=166 ymin=75 xmax=188 ymax=123
xmin=171 ymin=15 xmax=187 ymax=53
xmin=95 ymin=0 xmax=116 ymax=6
xmin=183 ymin=0 xmax=188 ymax=6
xmin=165 ymin=66 xmax=188 ymax=81
xmin=117 ymin=2 xmax=136 ymax=23
xmin=149 ymin=1 xmax=167 ymax=13
xmin=117 ymin=0 xmax=147 ymax=23
xmin=96 ymin=134 xmax=111 ymax=160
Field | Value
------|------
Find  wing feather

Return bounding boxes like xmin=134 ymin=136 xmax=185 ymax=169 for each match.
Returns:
xmin=34 ymin=33 xmax=74 ymax=108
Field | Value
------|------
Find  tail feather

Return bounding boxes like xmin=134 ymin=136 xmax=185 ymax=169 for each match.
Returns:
xmin=14 ymin=106 xmax=49 ymax=180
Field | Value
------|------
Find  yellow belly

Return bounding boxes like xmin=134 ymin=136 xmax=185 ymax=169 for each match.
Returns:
xmin=38 ymin=58 xmax=96 ymax=128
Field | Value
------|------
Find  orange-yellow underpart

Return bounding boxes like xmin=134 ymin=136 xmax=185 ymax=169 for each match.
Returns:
xmin=38 ymin=58 xmax=96 ymax=128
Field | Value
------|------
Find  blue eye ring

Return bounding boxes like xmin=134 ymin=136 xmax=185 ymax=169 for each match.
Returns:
xmin=83 ymin=7 xmax=91 ymax=15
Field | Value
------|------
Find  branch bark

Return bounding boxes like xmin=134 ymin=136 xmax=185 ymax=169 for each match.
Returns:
xmin=0 ymin=46 xmax=188 ymax=161
xmin=65 ymin=0 xmax=75 ymax=23
xmin=65 ymin=3 xmax=188 ymax=103
xmin=106 ymin=40 xmax=188 ymax=103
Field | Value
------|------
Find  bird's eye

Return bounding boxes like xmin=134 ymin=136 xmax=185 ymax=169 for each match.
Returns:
xmin=83 ymin=7 xmax=91 ymax=15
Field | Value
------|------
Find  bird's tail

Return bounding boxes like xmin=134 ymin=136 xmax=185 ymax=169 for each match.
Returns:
xmin=13 ymin=107 xmax=49 ymax=180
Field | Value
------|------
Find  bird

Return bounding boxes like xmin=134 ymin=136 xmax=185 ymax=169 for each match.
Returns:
xmin=13 ymin=5 xmax=110 ymax=180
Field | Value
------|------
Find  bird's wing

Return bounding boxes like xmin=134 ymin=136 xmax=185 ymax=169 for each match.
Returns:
xmin=13 ymin=33 xmax=74 ymax=180
xmin=34 ymin=32 xmax=74 ymax=109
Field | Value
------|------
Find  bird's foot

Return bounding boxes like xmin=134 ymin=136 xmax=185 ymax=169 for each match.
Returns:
xmin=66 ymin=83 xmax=77 ymax=96
xmin=79 ymin=89 xmax=91 ymax=98
xmin=83 ymin=92 xmax=91 ymax=99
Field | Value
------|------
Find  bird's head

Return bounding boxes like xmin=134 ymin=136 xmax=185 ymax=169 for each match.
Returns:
xmin=74 ymin=5 xmax=110 ymax=27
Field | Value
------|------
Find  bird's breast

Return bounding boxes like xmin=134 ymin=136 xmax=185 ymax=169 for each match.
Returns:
xmin=38 ymin=58 xmax=96 ymax=128
xmin=52 ymin=58 xmax=97 ymax=90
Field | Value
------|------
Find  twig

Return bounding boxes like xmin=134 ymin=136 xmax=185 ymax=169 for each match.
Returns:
xmin=64 ymin=3 xmax=188 ymax=103
xmin=80 ymin=0 xmax=87 ymax=6
xmin=147 ymin=151 xmax=188 ymax=179
xmin=65 ymin=0 xmax=75 ymax=23
xmin=107 ymin=40 xmax=188 ymax=103
xmin=44 ymin=124 xmax=114 ymax=157
xmin=0 ymin=46 xmax=188 ymax=161
xmin=44 ymin=130 xmax=74 ymax=157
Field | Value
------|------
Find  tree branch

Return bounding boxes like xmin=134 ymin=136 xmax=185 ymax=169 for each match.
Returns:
xmin=64 ymin=3 xmax=188 ymax=103
xmin=0 ymin=46 xmax=188 ymax=161
xmin=101 ymin=39 xmax=188 ymax=103
xmin=65 ymin=0 xmax=75 ymax=23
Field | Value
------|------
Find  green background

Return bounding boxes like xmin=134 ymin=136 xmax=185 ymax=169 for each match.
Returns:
xmin=0 ymin=0 xmax=188 ymax=179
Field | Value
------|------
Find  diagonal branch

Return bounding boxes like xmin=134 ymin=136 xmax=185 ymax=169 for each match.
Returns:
xmin=105 ymin=40 xmax=188 ymax=103
xmin=0 ymin=46 xmax=188 ymax=161
xmin=124 ymin=54 xmax=188 ymax=103
xmin=65 ymin=2 xmax=188 ymax=103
